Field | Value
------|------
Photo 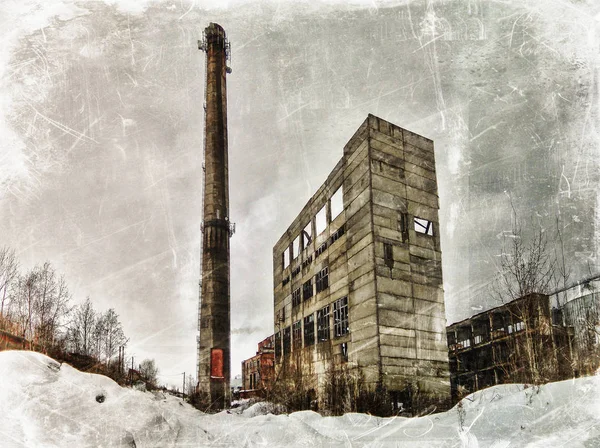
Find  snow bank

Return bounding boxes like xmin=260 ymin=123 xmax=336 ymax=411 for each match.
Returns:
xmin=2 ymin=350 xmax=600 ymax=447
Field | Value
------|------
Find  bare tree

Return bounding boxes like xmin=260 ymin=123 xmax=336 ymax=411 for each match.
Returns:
xmin=492 ymin=217 xmax=564 ymax=384
xmin=495 ymin=221 xmax=557 ymax=301
xmin=91 ymin=312 xmax=106 ymax=360
xmin=185 ymin=374 xmax=197 ymax=397
xmin=67 ymin=297 xmax=97 ymax=356
xmin=33 ymin=263 xmax=72 ymax=350
xmin=0 ymin=246 xmax=19 ymax=322
xmin=139 ymin=359 xmax=159 ymax=386
xmin=101 ymin=309 xmax=127 ymax=364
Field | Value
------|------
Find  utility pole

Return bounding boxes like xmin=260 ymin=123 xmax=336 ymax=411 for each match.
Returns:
xmin=183 ymin=372 xmax=186 ymax=400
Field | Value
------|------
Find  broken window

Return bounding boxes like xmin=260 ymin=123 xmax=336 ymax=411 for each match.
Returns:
xmin=447 ymin=330 xmax=457 ymax=351
xmin=292 ymin=235 xmax=301 ymax=259
xmin=456 ymin=326 xmax=471 ymax=349
xmin=459 ymin=338 xmax=471 ymax=349
xmin=276 ymin=307 xmax=285 ymax=324
xmin=472 ymin=320 xmax=489 ymax=345
xmin=303 ymin=279 xmax=313 ymax=301
xmin=330 ymin=187 xmax=343 ymax=220
xmin=302 ymin=255 xmax=313 ymax=270
xmin=292 ymin=288 xmax=301 ymax=308
xmin=330 ymin=224 xmax=345 ymax=244
xmin=491 ymin=313 xmax=506 ymax=338
xmin=275 ymin=331 xmax=282 ymax=359
xmin=283 ymin=327 xmax=291 ymax=355
xmin=304 ymin=314 xmax=315 ymax=346
xmin=316 ymin=266 xmax=329 ymax=293
xmin=384 ymin=243 xmax=394 ymax=268
xmin=293 ymin=320 xmax=302 ymax=350
xmin=283 ymin=247 xmax=291 ymax=269
xmin=334 ymin=297 xmax=349 ymax=337
xmin=315 ymin=242 xmax=328 ymax=258
xmin=317 ymin=305 xmax=330 ymax=342
xmin=302 ymin=222 xmax=312 ymax=249
xmin=414 ymin=217 xmax=434 ymax=236
xmin=316 ymin=205 xmax=327 ymax=235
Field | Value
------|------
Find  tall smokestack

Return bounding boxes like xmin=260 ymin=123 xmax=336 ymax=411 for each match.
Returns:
xmin=197 ymin=23 xmax=233 ymax=410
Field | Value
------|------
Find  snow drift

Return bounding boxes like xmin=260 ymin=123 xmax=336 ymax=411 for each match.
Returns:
xmin=1 ymin=351 xmax=600 ymax=447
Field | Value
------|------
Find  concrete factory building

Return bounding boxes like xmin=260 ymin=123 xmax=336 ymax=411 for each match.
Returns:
xmin=272 ymin=115 xmax=450 ymax=413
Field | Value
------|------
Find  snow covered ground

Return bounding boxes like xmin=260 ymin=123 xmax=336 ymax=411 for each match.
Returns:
xmin=1 ymin=351 xmax=599 ymax=447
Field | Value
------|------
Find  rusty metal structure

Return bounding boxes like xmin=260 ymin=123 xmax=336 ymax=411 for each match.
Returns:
xmin=197 ymin=23 xmax=234 ymax=410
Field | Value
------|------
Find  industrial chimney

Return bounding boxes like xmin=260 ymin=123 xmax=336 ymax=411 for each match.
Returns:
xmin=197 ymin=23 xmax=233 ymax=410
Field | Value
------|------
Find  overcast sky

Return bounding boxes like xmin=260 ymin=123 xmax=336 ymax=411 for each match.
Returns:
xmin=1 ymin=0 xmax=599 ymax=385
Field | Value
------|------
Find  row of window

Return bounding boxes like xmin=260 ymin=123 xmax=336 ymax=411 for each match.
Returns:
xmin=275 ymin=297 xmax=349 ymax=358
xmin=282 ymin=187 xmax=344 ymax=269
xmin=292 ymin=267 xmax=329 ymax=308
xmin=283 ymin=213 xmax=431 ymax=271
xmin=449 ymin=321 xmax=527 ymax=350
xmin=282 ymin=224 xmax=345 ymax=288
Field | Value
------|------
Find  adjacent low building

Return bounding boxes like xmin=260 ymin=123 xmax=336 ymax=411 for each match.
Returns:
xmin=271 ymin=114 xmax=450 ymax=414
xmin=240 ymin=335 xmax=275 ymax=399
xmin=447 ymin=293 xmax=573 ymax=400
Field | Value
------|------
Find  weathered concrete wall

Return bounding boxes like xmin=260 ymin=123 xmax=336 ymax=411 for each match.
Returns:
xmin=367 ymin=115 xmax=450 ymax=409
xmin=272 ymin=115 xmax=450 ymax=412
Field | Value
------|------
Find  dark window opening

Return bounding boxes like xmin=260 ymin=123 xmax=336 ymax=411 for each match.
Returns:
xmin=414 ymin=217 xmax=433 ymax=236
xmin=456 ymin=326 xmax=471 ymax=349
xmin=302 ymin=255 xmax=313 ymax=270
xmin=291 ymin=266 xmax=301 ymax=277
xmin=316 ymin=242 xmax=328 ymax=257
xmin=293 ymin=320 xmax=302 ymax=350
xmin=317 ymin=306 xmax=330 ymax=342
xmin=304 ymin=314 xmax=315 ymax=346
xmin=275 ymin=331 xmax=282 ymax=359
xmin=303 ymin=279 xmax=313 ymax=301
xmin=472 ymin=320 xmax=489 ymax=345
xmin=399 ymin=212 xmax=409 ymax=242
xmin=283 ymin=327 xmax=291 ymax=355
xmin=330 ymin=225 xmax=345 ymax=245
xmin=282 ymin=276 xmax=290 ymax=286
xmin=316 ymin=267 xmax=329 ymax=293
xmin=391 ymin=388 xmax=412 ymax=414
xmin=334 ymin=297 xmax=349 ymax=337
xmin=341 ymin=342 xmax=348 ymax=362
xmin=552 ymin=307 xmax=563 ymax=326
xmin=292 ymin=288 xmax=301 ymax=308
xmin=383 ymin=243 xmax=394 ymax=269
